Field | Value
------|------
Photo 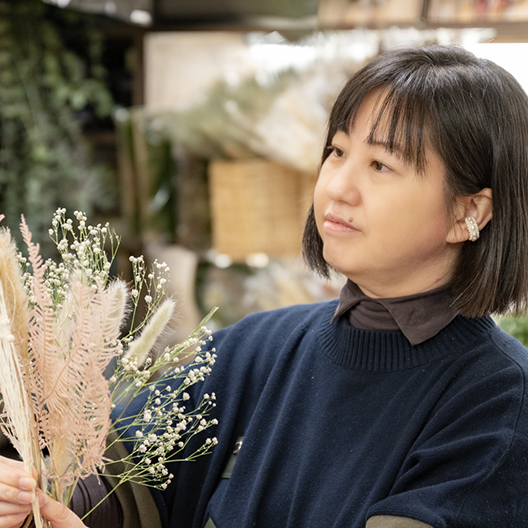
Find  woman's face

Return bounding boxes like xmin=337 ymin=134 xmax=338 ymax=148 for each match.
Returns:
xmin=313 ymin=91 xmax=461 ymax=298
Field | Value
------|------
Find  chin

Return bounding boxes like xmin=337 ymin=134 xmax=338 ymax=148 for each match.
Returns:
xmin=326 ymin=263 xmax=355 ymax=281
xmin=322 ymin=251 xmax=350 ymax=276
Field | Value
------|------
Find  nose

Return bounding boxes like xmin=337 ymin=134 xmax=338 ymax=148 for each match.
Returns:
xmin=324 ymin=159 xmax=361 ymax=206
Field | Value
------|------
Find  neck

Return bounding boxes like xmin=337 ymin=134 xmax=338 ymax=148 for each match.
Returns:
xmin=353 ymin=274 xmax=453 ymax=300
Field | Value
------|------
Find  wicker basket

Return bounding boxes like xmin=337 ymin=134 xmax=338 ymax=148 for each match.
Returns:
xmin=209 ymin=159 xmax=316 ymax=261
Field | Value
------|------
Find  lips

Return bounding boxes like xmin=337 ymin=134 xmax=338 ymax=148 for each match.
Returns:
xmin=323 ymin=213 xmax=359 ymax=232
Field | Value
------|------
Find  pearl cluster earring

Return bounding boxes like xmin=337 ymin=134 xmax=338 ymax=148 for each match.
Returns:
xmin=465 ymin=216 xmax=480 ymax=242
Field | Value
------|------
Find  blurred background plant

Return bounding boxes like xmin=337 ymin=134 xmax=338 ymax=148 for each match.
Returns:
xmin=497 ymin=315 xmax=528 ymax=348
xmin=0 ymin=0 xmax=118 ymax=257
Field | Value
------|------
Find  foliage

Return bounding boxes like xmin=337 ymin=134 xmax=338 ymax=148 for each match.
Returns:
xmin=497 ymin=314 xmax=528 ymax=348
xmin=0 ymin=0 xmax=116 ymax=257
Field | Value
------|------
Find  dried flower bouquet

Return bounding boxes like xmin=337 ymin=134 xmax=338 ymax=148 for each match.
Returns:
xmin=0 ymin=210 xmax=218 ymax=528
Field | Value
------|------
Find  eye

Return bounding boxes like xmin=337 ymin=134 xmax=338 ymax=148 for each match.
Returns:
xmin=371 ymin=160 xmax=390 ymax=172
xmin=327 ymin=146 xmax=345 ymax=158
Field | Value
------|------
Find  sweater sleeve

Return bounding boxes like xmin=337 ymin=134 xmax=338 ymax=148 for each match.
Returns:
xmin=367 ymin=344 xmax=528 ymax=528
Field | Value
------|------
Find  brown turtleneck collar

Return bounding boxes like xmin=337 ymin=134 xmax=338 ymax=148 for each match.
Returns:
xmin=332 ymin=280 xmax=459 ymax=346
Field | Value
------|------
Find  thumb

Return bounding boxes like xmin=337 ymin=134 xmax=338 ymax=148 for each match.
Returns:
xmin=37 ymin=491 xmax=87 ymax=528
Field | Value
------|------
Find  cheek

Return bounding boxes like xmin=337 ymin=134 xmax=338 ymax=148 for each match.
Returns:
xmin=371 ymin=197 xmax=451 ymax=249
xmin=413 ymin=195 xmax=453 ymax=238
xmin=313 ymin=180 xmax=327 ymax=227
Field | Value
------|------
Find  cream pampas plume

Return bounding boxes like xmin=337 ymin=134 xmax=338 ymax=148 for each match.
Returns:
xmin=0 ymin=228 xmax=28 ymax=356
xmin=0 ymin=228 xmax=43 ymax=527
xmin=0 ymin=286 xmax=42 ymax=528
xmin=123 ymin=298 xmax=176 ymax=369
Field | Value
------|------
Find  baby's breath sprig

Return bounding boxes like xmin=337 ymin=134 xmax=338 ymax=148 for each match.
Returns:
xmin=127 ymin=256 xmax=170 ymax=336
xmin=108 ymin=388 xmax=218 ymax=490
xmin=48 ymin=208 xmax=118 ymax=288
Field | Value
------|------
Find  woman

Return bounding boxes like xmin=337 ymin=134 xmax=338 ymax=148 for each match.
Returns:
xmin=2 ymin=44 xmax=528 ymax=528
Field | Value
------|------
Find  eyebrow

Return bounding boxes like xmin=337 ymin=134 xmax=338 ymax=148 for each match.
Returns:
xmin=366 ymin=137 xmax=406 ymax=160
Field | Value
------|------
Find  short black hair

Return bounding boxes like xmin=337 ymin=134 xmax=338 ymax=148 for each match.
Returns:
xmin=303 ymin=45 xmax=528 ymax=317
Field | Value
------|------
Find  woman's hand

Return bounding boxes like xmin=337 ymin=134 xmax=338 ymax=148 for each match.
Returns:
xmin=0 ymin=455 xmax=36 ymax=528
xmin=37 ymin=491 xmax=87 ymax=528
xmin=0 ymin=455 xmax=86 ymax=528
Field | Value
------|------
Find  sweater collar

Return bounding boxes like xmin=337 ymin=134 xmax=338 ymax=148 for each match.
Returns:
xmin=322 ymin=300 xmax=496 ymax=371
xmin=332 ymin=280 xmax=459 ymax=346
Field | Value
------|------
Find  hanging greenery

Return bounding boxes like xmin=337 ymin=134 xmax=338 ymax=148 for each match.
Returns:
xmin=0 ymin=0 xmax=117 ymax=256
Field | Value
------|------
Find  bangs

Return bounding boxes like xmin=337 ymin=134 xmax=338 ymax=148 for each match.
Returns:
xmin=336 ymin=87 xmax=432 ymax=175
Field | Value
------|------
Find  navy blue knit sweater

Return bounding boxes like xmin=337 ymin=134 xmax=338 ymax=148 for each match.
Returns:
xmin=123 ymin=301 xmax=528 ymax=528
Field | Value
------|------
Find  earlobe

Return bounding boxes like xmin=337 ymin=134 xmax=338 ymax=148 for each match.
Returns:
xmin=446 ymin=188 xmax=493 ymax=244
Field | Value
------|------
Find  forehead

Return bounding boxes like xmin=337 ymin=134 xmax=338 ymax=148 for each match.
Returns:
xmin=352 ymin=90 xmax=395 ymax=139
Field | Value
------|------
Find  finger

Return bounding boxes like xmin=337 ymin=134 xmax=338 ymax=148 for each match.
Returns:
xmin=0 ymin=458 xmax=36 ymax=507
xmin=0 ymin=458 xmax=35 ymax=490
xmin=0 ymin=479 xmax=35 ymax=506
xmin=0 ymin=482 xmax=35 ymax=506
xmin=0 ymin=458 xmax=24 ymax=471
xmin=0 ymin=458 xmax=38 ymax=482
xmin=0 ymin=502 xmax=31 ymax=516
xmin=37 ymin=492 xmax=87 ymax=528
xmin=0 ymin=510 xmax=29 ymax=528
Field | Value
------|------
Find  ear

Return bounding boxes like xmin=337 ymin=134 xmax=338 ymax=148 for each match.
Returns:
xmin=446 ymin=188 xmax=493 ymax=244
